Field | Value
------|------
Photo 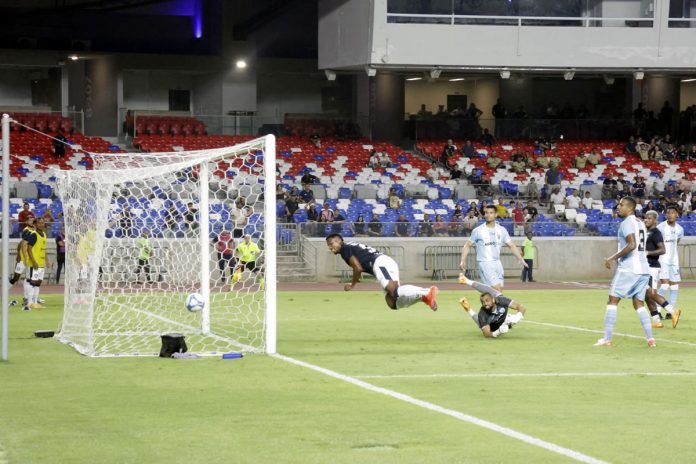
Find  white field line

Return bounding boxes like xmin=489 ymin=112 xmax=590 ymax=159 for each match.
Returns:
xmin=525 ymin=320 xmax=696 ymax=347
xmin=357 ymin=372 xmax=696 ymax=379
xmin=0 ymin=443 xmax=7 ymax=464
xmin=272 ymin=353 xmax=608 ymax=464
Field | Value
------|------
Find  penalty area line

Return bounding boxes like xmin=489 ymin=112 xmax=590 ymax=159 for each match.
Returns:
xmin=525 ymin=320 xmax=696 ymax=347
xmin=357 ymin=372 xmax=696 ymax=379
xmin=272 ymin=353 xmax=608 ymax=464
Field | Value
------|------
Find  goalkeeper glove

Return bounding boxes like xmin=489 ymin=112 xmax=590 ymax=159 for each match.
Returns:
xmin=492 ymin=324 xmax=509 ymax=338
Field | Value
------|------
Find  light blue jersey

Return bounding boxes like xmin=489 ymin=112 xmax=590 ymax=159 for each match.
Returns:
xmin=469 ymin=223 xmax=511 ymax=262
xmin=657 ymin=221 xmax=683 ymax=266
xmin=616 ymin=215 xmax=649 ymax=275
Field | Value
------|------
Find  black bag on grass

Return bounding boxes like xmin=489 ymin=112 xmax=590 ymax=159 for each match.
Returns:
xmin=160 ymin=333 xmax=187 ymax=358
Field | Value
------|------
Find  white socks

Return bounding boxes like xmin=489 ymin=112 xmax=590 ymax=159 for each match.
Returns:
xmin=395 ymin=285 xmax=427 ymax=309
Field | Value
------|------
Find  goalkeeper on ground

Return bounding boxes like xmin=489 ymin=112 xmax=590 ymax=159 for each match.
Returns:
xmin=458 ymin=273 xmax=527 ymax=338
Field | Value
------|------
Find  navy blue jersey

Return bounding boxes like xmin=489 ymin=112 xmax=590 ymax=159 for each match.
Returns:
xmin=339 ymin=242 xmax=382 ymax=275
xmin=477 ymin=295 xmax=512 ymax=332
xmin=646 ymin=228 xmax=664 ymax=268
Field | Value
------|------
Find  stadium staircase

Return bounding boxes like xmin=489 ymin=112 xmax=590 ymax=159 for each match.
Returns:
xmin=276 ymin=229 xmax=317 ymax=282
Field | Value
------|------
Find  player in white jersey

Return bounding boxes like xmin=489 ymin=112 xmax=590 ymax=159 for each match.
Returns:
xmin=656 ymin=205 xmax=683 ymax=314
xmin=595 ymin=197 xmax=656 ymax=347
xmin=459 ymin=204 xmax=527 ymax=292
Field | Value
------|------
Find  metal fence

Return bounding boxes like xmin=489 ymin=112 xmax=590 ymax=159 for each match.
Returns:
xmin=424 ymin=245 xmax=538 ymax=281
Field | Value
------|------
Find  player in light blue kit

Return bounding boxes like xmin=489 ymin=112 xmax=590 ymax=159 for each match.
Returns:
xmin=459 ymin=204 xmax=527 ymax=292
xmin=595 ymin=196 xmax=656 ymax=347
xmin=656 ymin=205 xmax=684 ymax=316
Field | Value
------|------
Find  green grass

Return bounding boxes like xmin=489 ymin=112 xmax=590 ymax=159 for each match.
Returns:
xmin=1 ymin=288 xmax=696 ymax=463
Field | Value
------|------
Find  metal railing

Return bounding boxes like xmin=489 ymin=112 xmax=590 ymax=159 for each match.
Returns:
xmin=424 ymin=245 xmax=538 ymax=280
xmin=387 ymin=13 xmax=654 ymax=27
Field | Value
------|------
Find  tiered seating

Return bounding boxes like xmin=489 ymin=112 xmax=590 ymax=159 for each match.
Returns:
xmin=125 ymin=114 xmax=206 ymax=136
xmin=8 ymin=112 xmax=73 ymax=133
xmin=134 ymin=134 xmax=254 ymax=152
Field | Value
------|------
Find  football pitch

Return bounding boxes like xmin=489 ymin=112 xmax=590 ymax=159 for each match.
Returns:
xmin=1 ymin=286 xmax=696 ymax=463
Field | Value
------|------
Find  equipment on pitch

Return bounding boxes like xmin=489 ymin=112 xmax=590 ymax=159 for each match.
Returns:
xmin=186 ymin=293 xmax=205 ymax=312
xmin=53 ymin=136 xmax=277 ymax=357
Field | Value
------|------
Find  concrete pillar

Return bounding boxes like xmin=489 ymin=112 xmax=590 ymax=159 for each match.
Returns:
xmin=83 ymin=57 xmax=119 ymax=137
xmin=371 ymin=73 xmax=405 ymax=143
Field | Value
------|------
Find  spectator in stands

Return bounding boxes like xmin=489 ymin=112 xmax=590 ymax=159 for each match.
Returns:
xmin=495 ymin=198 xmax=509 ymax=219
xmin=55 ymin=225 xmax=65 ymax=284
xmin=651 ymin=172 xmax=665 ymax=196
xmin=15 ymin=202 xmax=35 ymax=233
xmin=688 ymin=145 xmax=696 ymax=161
xmin=441 ymin=139 xmax=456 ymax=167
xmin=512 ymin=202 xmax=526 ymax=237
xmin=232 ymin=198 xmax=251 ymax=238
xmin=632 ymin=176 xmax=646 ymax=198
xmin=53 ymin=129 xmax=67 ymax=157
xmin=648 ymin=140 xmax=663 ymax=160
xmin=378 ymin=151 xmax=392 ymax=168
xmin=477 ymin=175 xmax=492 ymax=197
xmin=448 ymin=211 xmax=464 ymax=237
xmin=676 ymin=144 xmax=689 ymax=161
xmin=544 ymin=165 xmax=561 ymax=192
xmin=462 ymin=209 xmax=478 ymax=235
xmin=284 ymin=192 xmax=299 ymax=224
xmin=426 ymin=162 xmax=441 ymax=182
xmin=449 ymin=164 xmax=463 ymax=180
xmin=388 ymin=188 xmax=401 ymax=209
xmin=524 ymin=201 xmax=539 ymax=223
xmin=275 ymin=184 xmax=287 ymax=203
xmin=678 ymin=176 xmax=692 ymax=195
xmin=581 ymin=190 xmax=594 ymax=210
xmin=164 ymin=203 xmax=181 ymax=237
xmin=526 ymin=178 xmax=540 ymax=203
xmin=417 ymin=103 xmax=431 ymax=118
xmin=418 ymin=213 xmax=434 ymax=237
xmin=624 ymin=136 xmax=637 ymax=154
xmin=301 ymin=170 xmax=319 ymax=185
xmin=368 ymin=213 xmax=382 ymax=237
xmin=466 ymin=103 xmax=483 ymax=121
xmin=635 ymin=137 xmax=650 ymax=160
xmin=549 ymin=186 xmax=565 ymax=209
xmin=535 ymin=150 xmax=550 ymax=169
xmin=535 ymin=136 xmax=554 ymax=151
xmin=480 ymin=128 xmax=495 ymax=147
xmin=299 ymin=184 xmax=316 ymax=205
xmin=433 ymin=214 xmax=448 ymax=237
xmin=677 ymin=193 xmax=690 ymax=216
xmin=215 ymin=229 xmax=236 ymax=284
xmin=319 ymin=203 xmax=334 ymax=223
xmin=396 ymin=214 xmax=410 ymax=237
xmin=659 ymin=102 xmax=674 ymax=133
xmin=602 ymin=174 xmax=618 ymax=200
xmin=575 ymin=151 xmax=587 ymax=169
xmin=332 ymin=209 xmax=345 ymax=234
xmin=664 ymin=183 xmax=679 ymax=201
xmin=616 ymin=173 xmax=630 ymax=196
xmin=466 ymin=201 xmax=481 ymax=218
xmin=368 ymin=150 xmax=380 ymax=168
xmin=565 ymin=189 xmax=581 ymax=210
xmin=461 ymin=140 xmax=476 ymax=158
xmin=305 ymin=203 xmax=319 ymax=236
xmin=586 ymin=148 xmax=601 ymax=165
xmin=548 ymin=149 xmax=561 ymax=168
xmin=352 ymin=214 xmax=368 ymax=237
xmin=119 ymin=204 xmax=134 ymax=238
xmin=662 ymin=144 xmax=676 ymax=161
xmin=510 ymin=152 xmax=526 ymax=173
xmin=486 ymin=151 xmax=502 ymax=170
xmin=309 ymin=134 xmax=321 ymax=148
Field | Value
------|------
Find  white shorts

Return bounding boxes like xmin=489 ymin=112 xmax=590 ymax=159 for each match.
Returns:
xmin=648 ymin=267 xmax=660 ymax=290
xmin=372 ymin=255 xmax=400 ymax=290
xmin=14 ymin=261 xmax=26 ymax=275
xmin=658 ymin=263 xmax=681 ymax=283
xmin=478 ymin=260 xmax=504 ymax=287
xmin=26 ymin=267 xmax=46 ymax=282
xmin=609 ymin=270 xmax=649 ymax=300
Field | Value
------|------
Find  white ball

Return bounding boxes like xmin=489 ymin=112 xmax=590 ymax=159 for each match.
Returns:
xmin=186 ymin=293 xmax=205 ymax=312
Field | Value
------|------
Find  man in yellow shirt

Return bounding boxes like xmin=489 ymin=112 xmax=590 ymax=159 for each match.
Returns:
xmin=233 ymin=234 xmax=264 ymax=289
xmin=521 ymin=231 xmax=535 ymax=283
xmin=24 ymin=217 xmax=49 ymax=310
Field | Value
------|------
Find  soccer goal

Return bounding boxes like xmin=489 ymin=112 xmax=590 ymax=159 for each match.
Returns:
xmin=54 ymin=135 xmax=276 ymax=357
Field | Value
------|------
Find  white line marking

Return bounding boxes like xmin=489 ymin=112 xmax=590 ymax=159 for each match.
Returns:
xmin=525 ymin=320 xmax=696 ymax=347
xmin=358 ymin=372 xmax=696 ymax=379
xmin=558 ymin=281 xmax=610 ymax=289
xmin=272 ymin=353 xmax=608 ymax=464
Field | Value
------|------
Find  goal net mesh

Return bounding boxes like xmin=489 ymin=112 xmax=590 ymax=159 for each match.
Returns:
xmin=54 ymin=136 xmax=275 ymax=357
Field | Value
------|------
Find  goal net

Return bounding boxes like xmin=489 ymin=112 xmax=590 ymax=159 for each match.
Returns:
xmin=53 ymin=135 xmax=276 ymax=357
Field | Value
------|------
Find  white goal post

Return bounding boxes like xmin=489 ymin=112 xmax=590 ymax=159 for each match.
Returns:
xmin=54 ymin=135 xmax=276 ymax=357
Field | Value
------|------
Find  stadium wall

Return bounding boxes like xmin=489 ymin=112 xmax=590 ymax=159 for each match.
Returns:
xmin=307 ymin=237 xmax=696 ymax=283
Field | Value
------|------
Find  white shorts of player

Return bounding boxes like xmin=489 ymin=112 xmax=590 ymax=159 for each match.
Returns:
xmin=659 ymin=263 xmax=681 ymax=282
xmin=26 ymin=267 xmax=46 ymax=282
xmin=648 ymin=267 xmax=660 ymax=290
xmin=609 ymin=270 xmax=649 ymax=300
xmin=478 ymin=260 xmax=504 ymax=287
xmin=14 ymin=261 xmax=26 ymax=275
xmin=372 ymin=255 xmax=400 ymax=290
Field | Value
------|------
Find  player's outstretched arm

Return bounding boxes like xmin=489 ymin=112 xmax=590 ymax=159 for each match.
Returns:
xmin=458 ymin=273 xmax=502 ymax=298
xmin=481 ymin=324 xmax=508 ymax=338
xmin=459 ymin=241 xmax=472 ymax=271
xmin=509 ymin=300 xmax=526 ymax=315
xmin=506 ymin=240 xmax=528 ymax=268
xmin=344 ymin=256 xmax=362 ymax=291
